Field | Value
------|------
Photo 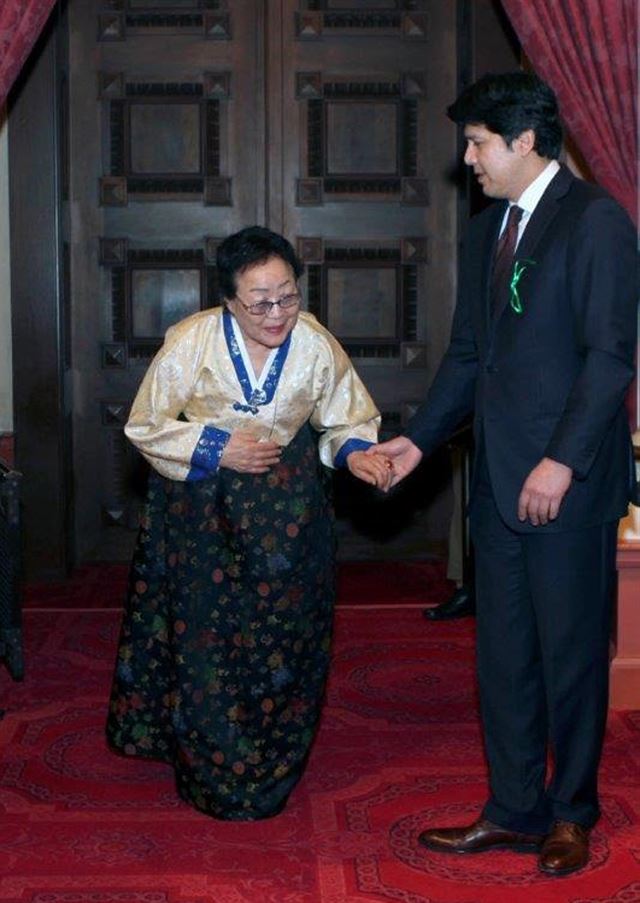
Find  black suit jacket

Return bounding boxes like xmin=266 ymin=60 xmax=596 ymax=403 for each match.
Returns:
xmin=407 ymin=165 xmax=638 ymax=533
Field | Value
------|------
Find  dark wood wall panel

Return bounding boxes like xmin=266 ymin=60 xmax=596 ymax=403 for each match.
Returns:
xmin=9 ymin=9 xmax=71 ymax=578
xmin=274 ymin=0 xmax=457 ymax=440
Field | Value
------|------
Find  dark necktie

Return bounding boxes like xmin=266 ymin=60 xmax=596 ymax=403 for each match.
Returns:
xmin=491 ymin=204 xmax=523 ymax=310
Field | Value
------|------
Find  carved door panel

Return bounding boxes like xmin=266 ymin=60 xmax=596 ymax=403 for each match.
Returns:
xmin=268 ymin=1 xmax=459 ymax=556
xmin=69 ymin=1 xmax=266 ymax=559
xmin=68 ymin=0 xmax=458 ymax=561
xmin=272 ymin=1 xmax=457 ymax=416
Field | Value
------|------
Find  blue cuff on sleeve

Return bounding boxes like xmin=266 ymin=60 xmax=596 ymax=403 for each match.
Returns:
xmin=186 ymin=425 xmax=230 ymax=481
xmin=334 ymin=438 xmax=374 ymax=469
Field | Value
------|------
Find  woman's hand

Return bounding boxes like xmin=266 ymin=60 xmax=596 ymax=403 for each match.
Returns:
xmin=347 ymin=449 xmax=393 ymax=491
xmin=219 ymin=431 xmax=282 ymax=474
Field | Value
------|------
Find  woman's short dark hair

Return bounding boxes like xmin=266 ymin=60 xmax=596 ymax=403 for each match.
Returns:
xmin=216 ymin=226 xmax=304 ymax=301
xmin=447 ymin=71 xmax=563 ymax=159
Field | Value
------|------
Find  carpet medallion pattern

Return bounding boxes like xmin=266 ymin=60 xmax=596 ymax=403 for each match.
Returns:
xmin=1 ymin=599 xmax=639 ymax=902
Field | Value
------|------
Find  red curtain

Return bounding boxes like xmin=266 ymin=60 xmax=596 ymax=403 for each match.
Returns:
xmin=0 ymin=0 xmax=57 ymax=107
xmin=501 ymin=0 xmax=639 ymax=430
xmin=500 ymin=0 xmax=637 ymax=226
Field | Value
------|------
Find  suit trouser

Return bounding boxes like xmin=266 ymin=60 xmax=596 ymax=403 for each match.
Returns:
xmin=470 ymin=459 xmax=617 ymax=834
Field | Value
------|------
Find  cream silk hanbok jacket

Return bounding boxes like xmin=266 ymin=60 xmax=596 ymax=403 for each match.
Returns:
xmin=125 ymin=307 xmax=381 ymax=481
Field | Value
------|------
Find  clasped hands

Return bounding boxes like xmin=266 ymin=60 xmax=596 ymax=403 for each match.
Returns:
xmin=352 ymin=437 xmax=424 ymax=491
xmin=349 ymin=436 xmax=427 ymax=491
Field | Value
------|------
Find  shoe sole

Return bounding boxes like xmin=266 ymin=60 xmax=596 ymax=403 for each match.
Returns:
xmin=419 ymin=840 xmax=542 ymax=854
xmin=538 ymin=862 xmax=588 ymax=877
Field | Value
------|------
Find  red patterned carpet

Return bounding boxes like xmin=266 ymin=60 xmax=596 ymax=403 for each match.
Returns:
xmin=21 ymin=560 xmax=454 ymax=610
xmin=2 ymin=569 xmax=640 ymax=902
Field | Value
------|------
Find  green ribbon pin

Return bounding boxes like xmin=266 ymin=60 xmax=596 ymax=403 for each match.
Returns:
xmin=509 ymin=259 xmax=536 ymax=314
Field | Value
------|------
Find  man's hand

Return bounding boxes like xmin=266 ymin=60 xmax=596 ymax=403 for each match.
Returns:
xmin=365 ymin=436 xmax=423 ymax=489
xmin=517 ymin=457 xmax=573 ymax=525
xmin=219 ymin=431 xmax=282 ymax=474
xmin=347 ymin=450 xmax=393 ymax=491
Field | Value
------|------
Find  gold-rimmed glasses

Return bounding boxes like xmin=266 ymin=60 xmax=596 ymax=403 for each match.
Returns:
xmin=233 ymin=291 xmax=301 ymax=317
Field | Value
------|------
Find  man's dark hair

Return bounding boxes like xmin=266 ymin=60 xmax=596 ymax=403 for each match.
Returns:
xmin=216 ymin=226 xmax=304 ymax=300
xmin=447 ymin=71 xmax=563 ymax=159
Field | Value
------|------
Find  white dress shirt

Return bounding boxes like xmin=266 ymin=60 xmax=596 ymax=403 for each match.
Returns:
xmin=499 ymin=159 xmax=561 ymax=248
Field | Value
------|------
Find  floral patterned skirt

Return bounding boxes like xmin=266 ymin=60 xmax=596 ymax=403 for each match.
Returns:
xmin=106 ymin=425 xmax=336 ymax=820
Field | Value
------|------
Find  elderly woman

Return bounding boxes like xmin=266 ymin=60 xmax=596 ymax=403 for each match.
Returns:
xmin=106 ymin=226 xmax=389 ymax=820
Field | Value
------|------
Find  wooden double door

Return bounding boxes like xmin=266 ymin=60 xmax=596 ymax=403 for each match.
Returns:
xmin=13 ymin=0 xmax=461 ymax=572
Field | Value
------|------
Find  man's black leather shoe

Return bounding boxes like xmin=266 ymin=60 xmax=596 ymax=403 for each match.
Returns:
xmin=418 ymin=818 xmax=544 ymax=854
xmin=538 ymin=821 xmax=590 ymax=876
xmin=423 ymin=584 xmax=475 ymax=620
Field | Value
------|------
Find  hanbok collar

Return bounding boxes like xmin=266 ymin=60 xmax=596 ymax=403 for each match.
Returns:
xmin=223 ymin=307 xmax=292 ymax=414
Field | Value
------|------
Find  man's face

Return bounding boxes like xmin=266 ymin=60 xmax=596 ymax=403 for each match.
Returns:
xmin=463 ymin=124 xmax=526 ymax=201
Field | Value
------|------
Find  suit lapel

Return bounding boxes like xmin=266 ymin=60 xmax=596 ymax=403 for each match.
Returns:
xmin=491 ymin=165 xmax=574 ymax=325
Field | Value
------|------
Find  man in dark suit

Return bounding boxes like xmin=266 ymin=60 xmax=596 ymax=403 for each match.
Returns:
xmin=370 ymin=71 xmax=638 ymax=876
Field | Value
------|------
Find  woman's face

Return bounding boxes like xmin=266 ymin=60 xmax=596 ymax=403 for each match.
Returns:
xmin=227 ymin=256 xmax=300 ymax=352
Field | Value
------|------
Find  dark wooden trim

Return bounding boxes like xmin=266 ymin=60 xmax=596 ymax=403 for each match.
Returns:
xmin=9 ymin=3 xmax=72 ymax=579
xmin=265 ymin=0 xmax=283 ymax=231
xmin=456 ymin=0 xmax=473 ymax=228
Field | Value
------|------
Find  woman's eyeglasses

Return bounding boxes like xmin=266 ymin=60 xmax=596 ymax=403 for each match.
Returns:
xmin=234 ymin=292 xmax=301 ymax=317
